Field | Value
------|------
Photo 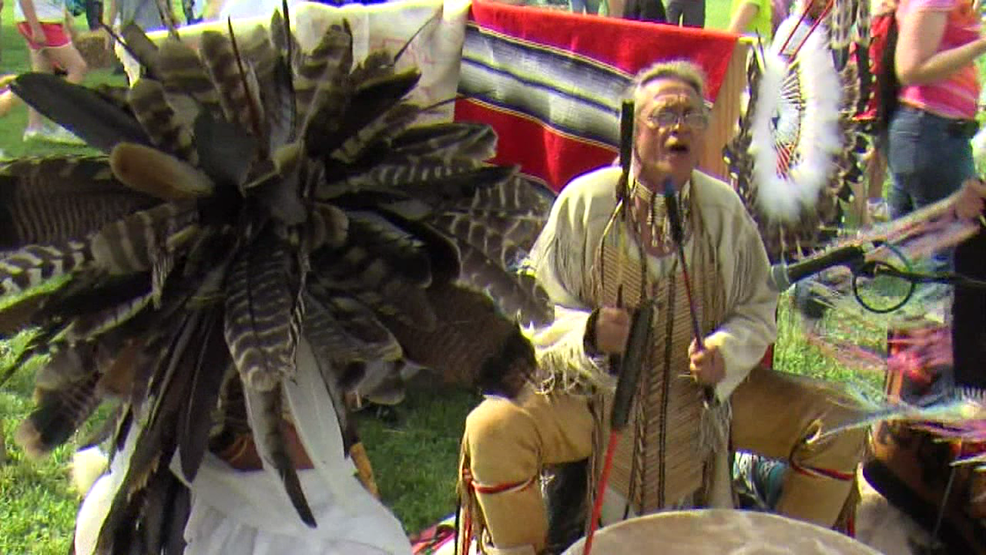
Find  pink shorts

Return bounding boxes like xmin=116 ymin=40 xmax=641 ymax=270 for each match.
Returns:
xmin=16 ymin=21 xmax=71 ymax=51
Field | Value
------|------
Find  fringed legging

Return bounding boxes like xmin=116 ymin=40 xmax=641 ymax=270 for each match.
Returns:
xmin=458 ymin=367 xmax=868 ymax=553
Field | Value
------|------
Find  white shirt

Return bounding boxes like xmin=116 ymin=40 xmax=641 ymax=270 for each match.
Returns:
xmin=14 ymin=0 xmax=65 ymax=23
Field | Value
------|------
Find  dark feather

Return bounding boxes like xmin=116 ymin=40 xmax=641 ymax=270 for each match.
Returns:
xmin=193 ymin=113 xmax=259 ymax=187
xmin=95 ymin=313 xmax=200 ymax=552
xmin=10 ymin=74 xmax=151 ymax=152
xmin=177 ymin=309 xmax=229 ymax=481
xmin=374 ymin=208 xmax=460 ymax=285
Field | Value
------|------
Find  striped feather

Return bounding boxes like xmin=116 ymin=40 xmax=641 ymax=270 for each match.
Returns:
xmin=332 ymin=211 xmax=431 ymax=286
xmin=156 ymin=40 xmax=223 ymax=118
xmin=224 ymin=229 xmax=303 ymax=392
xmin=128 ymin=79 xmax=199 ymax=165
xmin=303 ymin=290 xmax=402 ymax=363
xmin=391 ymin=122 xmax=498 ymax=161
xmin=295 ymin=24 xmax=353 ymax=124
xmin=361 ymin=157 xmax=484 ymax=190
xmin=240 ymin=27 xmax=296 ymax=149
xmin=60 ymin=290 xmax=153 ymax=345
xmin=449 ymin=235 xmax=552 ymax=327
xmin=306 ymin=69 xmax=420 ymax=161
xmin=120 ymin=22 xmax=161 ymax=78
xmin=0 ymin=241 xmax=92 ymax=296
xmin=89 ymin=202 xmax=198 ymax=276
xmin=381 ymin=282 xmax=535 ymax=398
xmin=0 ymin=156 xmax=158 ymax=249
xmin=330 ymin=102 xmax=422 ymax=164
xmin=199 ymin=31 xmax=260 ymax=137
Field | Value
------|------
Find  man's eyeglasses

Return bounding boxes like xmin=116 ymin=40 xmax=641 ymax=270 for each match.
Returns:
xmin=644 ymin=109 xmax=710 ymax=130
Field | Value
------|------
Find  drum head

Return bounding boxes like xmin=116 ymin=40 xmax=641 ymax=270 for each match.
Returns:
xmin=563 ymin=509 xmax=880 ymax=554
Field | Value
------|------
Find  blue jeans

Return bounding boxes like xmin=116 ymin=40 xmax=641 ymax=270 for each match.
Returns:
xmin=887 ymin=106 xmax=976 ymax=271
xmin=570 ymin=0 xmax=601 ymax=13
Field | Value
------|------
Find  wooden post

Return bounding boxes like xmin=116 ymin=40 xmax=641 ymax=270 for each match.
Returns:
xmin=699 ymin=39 xmax=753 ymax=182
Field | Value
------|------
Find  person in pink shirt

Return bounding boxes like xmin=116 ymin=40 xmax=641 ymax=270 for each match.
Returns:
xmin=887 ymin=0 xmax=986 ymax=272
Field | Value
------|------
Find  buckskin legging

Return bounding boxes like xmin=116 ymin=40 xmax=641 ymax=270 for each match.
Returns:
xmin=460 ymin=365 xmax=868 ymax=553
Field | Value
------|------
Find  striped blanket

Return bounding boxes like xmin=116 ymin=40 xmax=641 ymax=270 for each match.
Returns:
xmin=454 ymin=2 xmax=739 ymax=191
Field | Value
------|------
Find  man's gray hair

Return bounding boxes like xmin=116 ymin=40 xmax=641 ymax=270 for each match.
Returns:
xmin=629 ymin=60 xmax=708 ymax=108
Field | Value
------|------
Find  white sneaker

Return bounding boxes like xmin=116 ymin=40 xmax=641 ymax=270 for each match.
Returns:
xmin=22 ymin=127 xmax=43 ymax=142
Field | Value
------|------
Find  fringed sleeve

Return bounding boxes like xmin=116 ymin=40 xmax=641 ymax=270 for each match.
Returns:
xmin=530 ymin=306 xmax=614 ymax=393
xmin=525 ymin=168 xmax=620 ymax=394
xmin=700 ymin=176 xmax=779 ymax=400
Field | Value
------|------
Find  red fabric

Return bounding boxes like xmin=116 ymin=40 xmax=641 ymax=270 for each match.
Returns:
xmin=454 ymin=2 xmax=739 ymax=191
xmin=455 ymin=100 xmax=618 ymax=193
xmin=466 ymin=2 xmax=738 ymax=99
xmin=16 ymin=21 xmax=71 ymax=50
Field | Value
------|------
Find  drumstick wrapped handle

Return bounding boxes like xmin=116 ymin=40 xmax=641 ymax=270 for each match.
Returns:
xmin=584 ymin=303 xmax=654 ymax=555
xmin=662 ymin=178 xmax=717 ymax=407
xmin=610 ymin=302 xmax=655 ymax=430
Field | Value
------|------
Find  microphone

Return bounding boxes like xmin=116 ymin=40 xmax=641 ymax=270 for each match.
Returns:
xmin=768 ymin=245 xmax=867 ymax=292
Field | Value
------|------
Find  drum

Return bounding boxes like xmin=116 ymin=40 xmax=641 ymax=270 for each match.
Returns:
xmin=562 ymin=509 xmax=880 ymax=554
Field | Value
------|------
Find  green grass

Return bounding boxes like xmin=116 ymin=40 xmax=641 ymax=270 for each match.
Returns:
xmin=0 ymin=2 xmax=885 ymax=554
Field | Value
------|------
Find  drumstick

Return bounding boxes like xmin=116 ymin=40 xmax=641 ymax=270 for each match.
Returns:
xmin=584 ymin=302 xmax=655 ymax=555
xmin=662 ymin=178 xmax=717 ymax=407
xmin=583 ymin=98 xmax=637 ymax=555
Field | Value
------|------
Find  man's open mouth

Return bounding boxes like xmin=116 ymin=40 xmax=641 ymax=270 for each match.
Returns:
xmin=667 ymin=142 xmax=690 ymax=153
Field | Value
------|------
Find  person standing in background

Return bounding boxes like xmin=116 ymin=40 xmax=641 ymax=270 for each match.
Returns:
xmin=728 ymin=0 xmax=795 ymax=38
xmin=888 ymin=0 xmax=985 ymax=244
xmin=665 ymin=0 xmax=704 ymax=26
xmin=571 ymin=0 xmax=603 ymax=14
xmin=103 ymin=0 xmax=165 ymax=83
xmin=618 ymin=0 xmax=668 ymax=21
xmin=0 ymin=0 xmax=88 ymax=144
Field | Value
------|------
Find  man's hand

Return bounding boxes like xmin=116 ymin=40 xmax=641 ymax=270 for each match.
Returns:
xmin=954 ymin=178 xmax=986 ymax=221
xmin=688 ymin=340 xmax=725 ymax=386
xmin=594 ymin=307 xmax=630 ymax=356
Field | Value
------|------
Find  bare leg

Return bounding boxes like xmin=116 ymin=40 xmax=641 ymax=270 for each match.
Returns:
xmin=865 ymin=147 xmax=889 ymax=224
xmin=25 ymin=48 xmax=54 ymax=132
xmin=42 ymin=43 xmax=89 ymax=84
xmin=25 ymin=43 xmax=87 ymax=139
